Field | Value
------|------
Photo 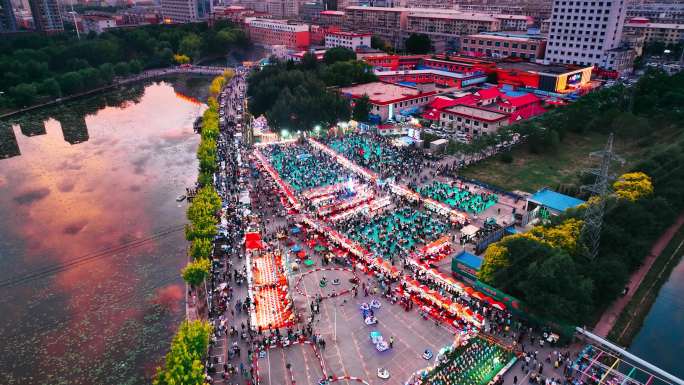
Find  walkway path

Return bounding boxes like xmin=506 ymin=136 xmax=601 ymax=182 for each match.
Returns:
xmin=593 ymin=213 xmax=684 ymax=337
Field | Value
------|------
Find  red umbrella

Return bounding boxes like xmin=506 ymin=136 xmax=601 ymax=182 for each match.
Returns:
xmin=297 ymin=250 xmax=306 ymax=258
xmin=492 ymin=302 xmax=506 ymax=311
xmin=472 ymin=291 xmax=485 ymax=300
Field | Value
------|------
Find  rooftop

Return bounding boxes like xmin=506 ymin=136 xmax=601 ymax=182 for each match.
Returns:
xmin=327 ymin=31 xmax=372 ymax=37
xmin=528 ymin=188 xmax=585 ymax=213
xmin=454 ymin=250 xmax=484 ymax=270
xmin=320 ymin=10 xmax=345 ymax=16
xmin=375 ymin=68 xmax=476 ymax=79
xmin=496 ymin=61 xmax=590 ymax=75
xmin=473 ymin=31 xmax=546 ymax=41
xmin=339 ymin=82 xmax=432 ymax=105
xmin=443 ymin=104 xmax=509 ymax=122
xmin=624 ymin=22 xmax=684 ymax=29
xmin=408 ymin=12 xmax=498 ymax=22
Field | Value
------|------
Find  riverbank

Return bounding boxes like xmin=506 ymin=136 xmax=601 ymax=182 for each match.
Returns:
xmin=0 ymin=66 xmax=227 ymax=120
xmin=605 ymin=213 xmax=684 ymax=346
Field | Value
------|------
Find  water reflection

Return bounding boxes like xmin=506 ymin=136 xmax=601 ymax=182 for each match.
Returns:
xmin=0 ymin=122 xmax=20 ymax=158
xmin=0 ymin=76 xmax=208 ymax=385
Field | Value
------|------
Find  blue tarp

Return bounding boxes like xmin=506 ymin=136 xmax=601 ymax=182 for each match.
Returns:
xmin=529 ymin=188 xmax=584 ymax=213
xmin=454 ymin=250 xmax=483 ymax=270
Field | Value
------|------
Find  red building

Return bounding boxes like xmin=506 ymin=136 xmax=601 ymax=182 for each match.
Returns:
xmin=362 ymin=55 xmax=429 ymax=71
xmin=310 ymin=25 xmax=340 ymax=45
xmin=246 ymin=18 xmax=310 ymax=49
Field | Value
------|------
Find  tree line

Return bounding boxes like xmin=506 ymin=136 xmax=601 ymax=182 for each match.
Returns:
xmin=0 ymin=21 xmax=247 ymax=109
xmin=246 ymin=48 xmax=377 ymax=131
xmin=154 ymin=71 xmax=234 ymax=384
xmin=477 ymin=70 xmax=684 ymax=327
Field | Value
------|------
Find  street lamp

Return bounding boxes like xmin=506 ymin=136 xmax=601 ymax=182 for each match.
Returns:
xmin=281 ymin=129 xmax=289 ymax=138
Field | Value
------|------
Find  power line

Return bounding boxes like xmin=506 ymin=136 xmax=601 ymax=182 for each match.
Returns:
xmin=0 ymin=224 xmax=186 ymax=289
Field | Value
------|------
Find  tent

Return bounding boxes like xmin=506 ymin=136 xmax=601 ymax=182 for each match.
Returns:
xmin=245 ymin=232 xmax=264 ymax=251
xmin=460 ymin=225 xmax=479 ymax=238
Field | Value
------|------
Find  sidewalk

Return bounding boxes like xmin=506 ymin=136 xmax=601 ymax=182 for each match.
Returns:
xmin=592 ymin=213 xmax=684 ymax=337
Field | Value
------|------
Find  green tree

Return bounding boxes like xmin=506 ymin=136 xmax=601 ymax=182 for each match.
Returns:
xmin=179 ymin=33 xmax=202 ymax=61
xmin=128 ymin=59 xmax=143 ymax=74
xmin=8 ymin=83 xmax=38 ymax=107
xmin=323 ymin=46 xmax=356 ymax=65
xmin=113 ymin=61 xmax=130 ymax=76
xmin=181 ymin=259 xmax=211 ymax=286
xmin=58 ymin=71 xmax=84 ymax=95
xmin=352 ymin=94 xmax=371 ymax=122
xmin=37 ymin=78 xmax=61 ymax=97
xmin=153 ymin=320 xmax=213 ymax=385
xmin=404 ymin=33 xmax=431 ymax=54
xmin=300 ymin=51 xmax=319 ymax=71
xmin=190 ymin=238 xmax=213 ymax=260
xmin=98 ymin=63 xmax=115 ymax=84
xmin=371 ymin=35 xmax=392 ymax=53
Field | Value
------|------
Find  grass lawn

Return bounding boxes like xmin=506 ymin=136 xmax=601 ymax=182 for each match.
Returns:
xmin=458 ymin=131 xmax=653 ymax=194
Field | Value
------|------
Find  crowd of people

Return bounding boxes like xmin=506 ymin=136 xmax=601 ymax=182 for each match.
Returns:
xmin=418 ymin=181 xmax=499 ymax=215
xmin=338 ymin=200 xmax=450 ymax=261
xmin=325 ymin=133 xmax=427 ymax=181
xmin=421 ymin=337 xmax=513 ymax=385
xmin=263 ymin=142 xmax=349 ymax=192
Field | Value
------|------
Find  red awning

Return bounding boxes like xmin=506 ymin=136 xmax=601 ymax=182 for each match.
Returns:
xmin=245 ymin=232 xmax=263 ymax=250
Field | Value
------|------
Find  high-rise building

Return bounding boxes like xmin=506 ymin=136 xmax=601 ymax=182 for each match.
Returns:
xmin=161 ymin=0 xmax=211 ymax=23
xmin=29 ymin=0 xmax=63 ymax=33
xmin=266 ymin=0 xmax=298 ymax=19
xmin=1 ymin=0 xmax=18 ymax=32
xmin=544 ymin=0 xmax=628 ymax=70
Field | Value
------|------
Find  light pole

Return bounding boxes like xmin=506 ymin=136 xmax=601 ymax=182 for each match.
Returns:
xmin=70 ymin=0 xmax=80 ymax=40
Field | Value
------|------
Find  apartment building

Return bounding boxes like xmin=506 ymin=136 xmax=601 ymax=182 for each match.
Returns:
xmin=623 ymin=19 xmax=684 ymax=45
xmin=626 ymin=2 xmax=684 ymax=24
xmin=325 ymin=31 xmax=371 ymax=50
xmin=461 ymin=31 xmax=547 ymax=60
xmin=319 ymin=10 xmax=344 ymax=26
xmin=266 ymin=0 xmax=298 ymax=19
xmin=161 ymin=0 xmax=211 ymax=23
xmin=1 ymin=0 xmax=17 ymax=32
xmin=439 ymin=104 xmax=510 ymax=137
xmin=544 ymin=0 xmax=629 ymax=70
xmin=342 ymin=7 xmax=530 ymax=51
xmin=29 ymin=0 xmax=63 ymax=32
xmin=343 ymin=6 xmax=406 ymax=47
xmin=246 ymin=18 xmax=310 ymax=48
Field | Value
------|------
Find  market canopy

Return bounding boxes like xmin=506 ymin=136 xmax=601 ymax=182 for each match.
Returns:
xmin=245 ymin=232 xmax=264 ymax=251
xmin=460 ymin=224 xmax=479 ymax=237
xmin=528 ymin=188 xmax=584 ymax=214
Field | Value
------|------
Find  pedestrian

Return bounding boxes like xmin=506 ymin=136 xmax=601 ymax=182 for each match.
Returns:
xmin=514 ymin=375 xmax=518 ymax=385
xmin=389 ymin=336 xmax=395 ymax=349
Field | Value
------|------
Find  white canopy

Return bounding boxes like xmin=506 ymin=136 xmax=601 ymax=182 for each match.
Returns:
xmin=460 ymin=224 xmax=479 ymax=237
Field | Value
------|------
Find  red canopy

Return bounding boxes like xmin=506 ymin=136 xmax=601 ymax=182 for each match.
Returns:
xmin=245 ymin=232 xmax=264 ymax=251
xmin=491 ymin=301 xmax=506 ymax=311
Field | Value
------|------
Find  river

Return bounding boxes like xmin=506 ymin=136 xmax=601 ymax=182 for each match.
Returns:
xmin=0 ymin=76 xmax=208 ymax=385
xmin=629 ymin=248 xmax=684 ymax=380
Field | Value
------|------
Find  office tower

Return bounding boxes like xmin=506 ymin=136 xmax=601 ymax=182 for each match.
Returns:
xmin=28 ymin=0 xmax=63 ymax=33
xmin=544 ymin=0 xmax=628 ymax=69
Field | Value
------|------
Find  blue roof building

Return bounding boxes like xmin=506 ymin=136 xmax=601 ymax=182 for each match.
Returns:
xmin=527 ymin=188 xmax=585 ymax=215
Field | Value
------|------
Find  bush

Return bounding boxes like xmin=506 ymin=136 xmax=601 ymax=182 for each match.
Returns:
xmin=499 ymin=151 xmax=513 ymax=163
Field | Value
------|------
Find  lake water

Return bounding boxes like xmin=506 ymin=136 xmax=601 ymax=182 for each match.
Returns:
xmin=629 ymin=250 xmax=684 ymax=380
xmin=0 ymin=76 xmax=208 ymax=385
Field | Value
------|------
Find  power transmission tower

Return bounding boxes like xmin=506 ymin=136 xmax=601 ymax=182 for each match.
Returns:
xmin=580 ymin=133 xmax=624 ymax=259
